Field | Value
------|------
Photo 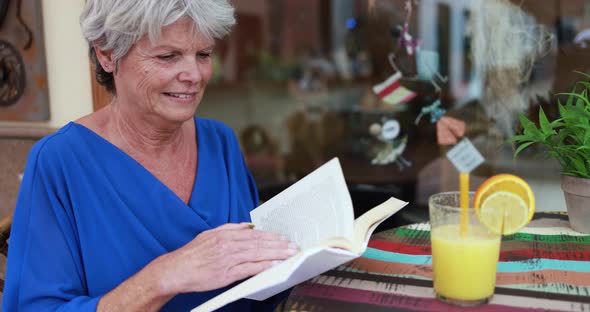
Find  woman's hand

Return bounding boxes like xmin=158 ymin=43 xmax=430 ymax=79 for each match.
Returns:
xmin=153 ymin=223 xmax=298 ymax=295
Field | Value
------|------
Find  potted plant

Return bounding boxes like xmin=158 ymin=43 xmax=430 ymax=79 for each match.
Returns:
xmin=509 ymin=71 xmax=590 ymax=233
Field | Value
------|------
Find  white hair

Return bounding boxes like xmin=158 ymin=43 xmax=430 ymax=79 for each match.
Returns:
xmin=80 ymin=0 xmax=235 ymax=62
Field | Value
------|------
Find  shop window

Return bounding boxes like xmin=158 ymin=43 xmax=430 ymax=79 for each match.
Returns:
xmin=199 ymin=0 xmax=590 ymax=218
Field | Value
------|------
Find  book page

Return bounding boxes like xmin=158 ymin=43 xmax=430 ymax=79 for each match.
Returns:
xmin=251 ymin=158 xmax=354 ymax=250
xmin=352 ymin=197 xmax=408 ymax=252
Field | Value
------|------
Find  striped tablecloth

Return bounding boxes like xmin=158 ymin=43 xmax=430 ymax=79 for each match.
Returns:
xmin=284 ymin=213 xmax=590 ymax=312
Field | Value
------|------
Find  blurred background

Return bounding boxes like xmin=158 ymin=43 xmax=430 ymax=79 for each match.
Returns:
xmin=2 ymin=0 xmax=590 ymax=229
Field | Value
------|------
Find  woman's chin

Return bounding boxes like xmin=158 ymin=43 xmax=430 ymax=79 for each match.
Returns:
xmin=158 ymin=95 xmax=200 ymax=121
xmin=156 ymin=107 xmax=198 ymax=124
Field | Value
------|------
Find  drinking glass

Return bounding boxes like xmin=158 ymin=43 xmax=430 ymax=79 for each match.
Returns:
xmin=429 ymin=191 xmax=501 ymax=307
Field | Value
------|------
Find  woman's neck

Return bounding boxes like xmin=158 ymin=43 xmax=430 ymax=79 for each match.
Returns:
xmin=108 ymin=103 xmax=190 ymax=157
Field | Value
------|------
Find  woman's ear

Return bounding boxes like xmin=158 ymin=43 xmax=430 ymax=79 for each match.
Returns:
xmin=94 ymin=46 xmax=115 ymax=73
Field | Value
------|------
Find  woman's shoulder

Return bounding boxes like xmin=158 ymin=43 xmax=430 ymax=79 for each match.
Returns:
xmin=195 ymin=117 xmax=237 ymax=140
xmin=32 ymin=122 xmax=78 ymax=149
xmin=195 ymin=117 xmax=233 ymax=133
xmin=27 ymin=122 xmax=89 ymax=164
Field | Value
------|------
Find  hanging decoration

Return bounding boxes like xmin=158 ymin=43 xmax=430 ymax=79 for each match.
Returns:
xmin=415 ymin=59 xmax=449 ymax=126
xmin=427 ymin=71 xmax=448 ymax=93
xmin=398 ymin=0 xmax=421 ymax=56
xmin=368 ymin=0 xmax=418 ymax=168
xmin=372 ymin=70 xmax=416 ymax=106
xmin=369 ymin=0 xmax=466 ymax=164
xmin=399 ymin=23 xmax=421 ymax=56
xmin=371 ymin=0 xmax=423 ymax=107
xmin=415 ymin=99 xmax=446 ymax=125
xmin=369 ymin=119 xmax=412 ymax=169
xmin=436 ymin=116 xmax=466 ymax=146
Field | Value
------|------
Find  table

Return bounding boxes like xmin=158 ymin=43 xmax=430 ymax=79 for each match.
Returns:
xmin=284 ymin=213 xmax=590 ymax=311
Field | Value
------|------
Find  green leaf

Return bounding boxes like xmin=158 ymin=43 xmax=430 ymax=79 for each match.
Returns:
xmin=577 ymin=81 xmax=590 ymax=91
xmin=563 ymin=87 xmax=577 ymax=106
xmin=574 ymin=70 xmax=590 ymax=81
xmin=518 ymin=114 xmax=543 ymax=140
xmin=538 ymin=108 xmax=555 ymax=136
xmin=558 ymin=102 xmax=568 ymax=117
xmin=569 ymin=154 xmax=587 ymax=174
xmin=550 ymin=119 xmax=565 ymax=129
xmin=579 ymin=89 xmax=589 ymax=109
xmin=514 ymin=141 xmax=535 ymax=157
xmin=507 ymin=135 xmax=529 ymax=143
xmin=559 ymin=92 xmax=590 ymax=107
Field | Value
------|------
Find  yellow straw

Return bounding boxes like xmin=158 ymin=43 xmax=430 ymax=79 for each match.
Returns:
xmin=460 ymin=172 xmax=469 ymax=235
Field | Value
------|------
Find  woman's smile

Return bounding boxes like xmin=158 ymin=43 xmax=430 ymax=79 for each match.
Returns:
xmin=163 ymin=92 xmax=198 ymax=103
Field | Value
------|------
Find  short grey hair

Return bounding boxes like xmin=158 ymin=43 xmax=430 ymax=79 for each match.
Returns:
xmin=80 ymin=0 xmax=235 ymax=93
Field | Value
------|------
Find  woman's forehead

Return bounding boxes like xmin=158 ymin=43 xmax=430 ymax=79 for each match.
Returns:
xmin=149 ymin=19 xmax=215 ymax=49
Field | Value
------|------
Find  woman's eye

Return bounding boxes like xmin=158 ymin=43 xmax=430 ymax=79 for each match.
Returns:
xmin=198 ymin=52 xmax=212 ymax=59
xmin=157 ymin=54 xmax=175 ymax=61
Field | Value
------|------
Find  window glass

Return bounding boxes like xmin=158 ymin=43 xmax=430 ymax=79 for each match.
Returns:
xmin=200 ymin=0 xmax=590 ymax=218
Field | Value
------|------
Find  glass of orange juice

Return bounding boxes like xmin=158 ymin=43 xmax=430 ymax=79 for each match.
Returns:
xmin=429 ymin=191 xmax=501 ymax=307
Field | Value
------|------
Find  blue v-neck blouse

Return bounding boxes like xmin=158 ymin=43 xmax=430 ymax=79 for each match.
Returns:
xmin=3 ymin=117 xmax=274 ymax=311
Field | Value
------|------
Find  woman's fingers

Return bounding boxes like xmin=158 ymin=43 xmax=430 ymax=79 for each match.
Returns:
xmin=207 ymin=222 xmax=252 ymax=232
xmin=222 ymin=228 xmax=288 ymax=242
xmin=208 ymin=229 xmax=298 ymax=261
xmin=227 ymin=260 xmax=283 ymax=281
xmin=231 ymin=241 xmax=299 ymax=264
xmin=207 ymin=224 xmax=288 ymax=242
xmin=207 ymin=227 xmax=298 ymax=266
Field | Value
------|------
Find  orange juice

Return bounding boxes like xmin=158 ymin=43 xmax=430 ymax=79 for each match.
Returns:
xmin=431 ymin=224 xmax=501 ymax=301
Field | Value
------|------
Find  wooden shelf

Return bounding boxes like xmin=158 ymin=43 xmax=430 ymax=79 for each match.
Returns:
xmin=0 ymin=125 xmax=55 ymax=139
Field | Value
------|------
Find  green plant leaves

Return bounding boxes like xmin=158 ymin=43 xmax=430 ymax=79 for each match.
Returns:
xmin=518 ymin=114 xmax=543 ymax=141
xmin=510 ymin=71 xmax=590 ymax=178
xmin=513 ymin=141 xmax=535 ymax=157
xmin=538 ymin=108 xmax=555 ymax=136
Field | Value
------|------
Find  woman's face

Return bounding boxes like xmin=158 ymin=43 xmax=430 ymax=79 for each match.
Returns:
xmin=112 ymin=19 xmax=214 ymax=124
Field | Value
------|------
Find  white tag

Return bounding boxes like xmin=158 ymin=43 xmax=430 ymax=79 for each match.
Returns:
xmin=446 ymin=138 xmax=485 ymax=173
xmin=381 ymin=120 xmax=400 ymax=140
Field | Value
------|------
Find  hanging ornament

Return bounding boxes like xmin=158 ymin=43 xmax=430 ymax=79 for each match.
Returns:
xmin=395 ymin=0 xmax=421 ymax=56
xmin=427 ymin=70 xmax=448 ymax=93
xmin=399 ymin=23 xmax=421 ymax=56
xmin=415 ymin=99 xmax=446 ymax=125
xmin=436 ymin=116 xmax=466 ymax=146
xmin=372 ymin=71 xmax=417 ymax=106
xmin=369 ymin=119 xmax=412 ymax=169
xmin=372 ymin=54 xmax=417 ymax=106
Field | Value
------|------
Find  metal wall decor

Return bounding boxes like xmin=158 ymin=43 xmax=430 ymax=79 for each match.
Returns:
xmin=0 ymin=39 xmax=25 ymax=107
xmin=0 ymin=0 xmax=49 ymax=121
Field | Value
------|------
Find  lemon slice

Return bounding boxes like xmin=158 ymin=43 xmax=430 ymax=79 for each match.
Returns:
xmin=474 ymin=174 xmax=535 ymax=235
xmin=478 ymin=191 xmax=529 ymax=234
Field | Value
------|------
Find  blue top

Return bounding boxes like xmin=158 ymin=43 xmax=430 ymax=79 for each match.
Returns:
xmin=3 ymin=117 xmax=279 ymax=311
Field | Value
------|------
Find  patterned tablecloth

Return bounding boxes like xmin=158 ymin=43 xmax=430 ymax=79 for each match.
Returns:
xmin=284 ymin=213 xmax=590 ymax=312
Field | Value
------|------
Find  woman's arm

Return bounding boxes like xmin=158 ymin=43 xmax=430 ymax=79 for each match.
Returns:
xmin=97 ymin=223 xmax=297 ymax=311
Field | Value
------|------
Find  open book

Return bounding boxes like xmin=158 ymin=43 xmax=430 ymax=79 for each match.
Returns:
xmin=192 ymin=158 xmax=408 ymax=312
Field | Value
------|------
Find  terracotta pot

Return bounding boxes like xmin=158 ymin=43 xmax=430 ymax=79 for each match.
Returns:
xmin=561 ymin=175 xmax=590 ymax=234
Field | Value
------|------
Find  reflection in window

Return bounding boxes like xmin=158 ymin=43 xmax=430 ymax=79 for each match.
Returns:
xmin=199 ymin=0 xmax=590 ymax=215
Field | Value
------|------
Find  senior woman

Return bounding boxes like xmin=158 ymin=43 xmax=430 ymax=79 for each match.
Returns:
xmin=3 ymin=1 xmax=297 ymax=311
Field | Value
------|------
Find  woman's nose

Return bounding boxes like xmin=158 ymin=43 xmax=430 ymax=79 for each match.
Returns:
xmin=178 ymin=57 xmax=203 ymax=83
